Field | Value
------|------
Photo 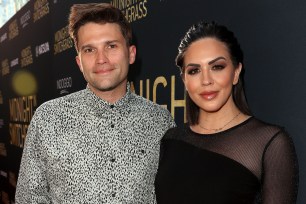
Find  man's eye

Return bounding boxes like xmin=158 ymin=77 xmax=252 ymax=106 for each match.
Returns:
xmin=84 ymin=48 xmax=94 ymax=53
xmin=108 ymin=44 xmax=117 ymax=49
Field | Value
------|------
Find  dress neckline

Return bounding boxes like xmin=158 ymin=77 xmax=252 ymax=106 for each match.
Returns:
xmin=186 ymin=116 xmax=254 ymax=137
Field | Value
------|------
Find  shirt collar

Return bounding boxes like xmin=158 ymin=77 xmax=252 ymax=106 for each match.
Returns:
xmin=84 ymin=83 xmax=132 ymax=110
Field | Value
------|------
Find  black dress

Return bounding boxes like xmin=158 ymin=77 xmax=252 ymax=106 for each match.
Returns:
xmin=155 ymin=117 xmax=298 ymax=204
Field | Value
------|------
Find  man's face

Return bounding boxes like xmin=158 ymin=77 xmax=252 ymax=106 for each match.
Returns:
xmin=76 ymin=22 xmax=136 ymax=99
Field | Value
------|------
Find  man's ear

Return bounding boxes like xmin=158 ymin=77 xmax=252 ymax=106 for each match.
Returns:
xmin=129 ymin=45 xmax=136 ymax=64
xmin=76 ymin=55 xmax=83 ymax=72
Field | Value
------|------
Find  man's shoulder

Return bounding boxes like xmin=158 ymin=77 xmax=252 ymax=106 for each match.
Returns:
xmin=129 ymin=93 xmax=175 ymax=124
xmin=130 ymin=93 xmax=172 ymax=116
xmin=36 ymin=89 xmax=86 ymax=113
xmin=131 ymin=93 xmax=165 ymax=110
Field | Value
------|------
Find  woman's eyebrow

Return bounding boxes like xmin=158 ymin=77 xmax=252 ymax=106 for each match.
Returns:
xmin=208 ymin=56 xmax=226 ymax=65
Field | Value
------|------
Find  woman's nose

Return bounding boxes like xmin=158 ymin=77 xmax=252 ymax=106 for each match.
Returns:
xmin=201 ymin=69 xmax=213 ymax=86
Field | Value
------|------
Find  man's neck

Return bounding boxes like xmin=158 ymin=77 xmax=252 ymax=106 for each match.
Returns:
xmin=88 ymin=83 xmax=127 ymax=104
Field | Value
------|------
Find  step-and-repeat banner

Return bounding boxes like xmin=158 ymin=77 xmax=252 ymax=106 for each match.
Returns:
xmin=0 ymin=0 xmax=305 ymax=203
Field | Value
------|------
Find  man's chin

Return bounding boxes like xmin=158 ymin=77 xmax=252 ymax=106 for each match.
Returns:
xmin=95 ymin=82 xmax=122 ymax=92
xmin=98 ymin=86 xmax=116 ymax=92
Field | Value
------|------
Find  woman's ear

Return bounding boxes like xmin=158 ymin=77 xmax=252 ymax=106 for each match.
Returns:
xmin=180 ymin=73 xmax=188 ymax=91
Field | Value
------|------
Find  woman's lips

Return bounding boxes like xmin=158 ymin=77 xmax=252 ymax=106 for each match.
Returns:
xmin=200 ymin=91 xmax=218 ymax=100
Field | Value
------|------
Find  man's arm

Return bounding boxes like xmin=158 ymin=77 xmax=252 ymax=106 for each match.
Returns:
xmin=15 ymin=114 xmax=51 ymax=204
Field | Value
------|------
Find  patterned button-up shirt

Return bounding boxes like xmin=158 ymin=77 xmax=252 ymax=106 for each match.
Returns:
xmin=15 ymin=84 xmax=176 ymax=204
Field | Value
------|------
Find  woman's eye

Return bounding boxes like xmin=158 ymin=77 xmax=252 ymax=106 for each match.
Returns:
xmin=186 ymin=67 xmax=201 ymax=75
xmin=211 ymin=65 xmax=225 ymax=70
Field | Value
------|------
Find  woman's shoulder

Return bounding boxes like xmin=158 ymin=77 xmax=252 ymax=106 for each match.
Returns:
xmin=243 ymin=117 xmax=291 ymax=144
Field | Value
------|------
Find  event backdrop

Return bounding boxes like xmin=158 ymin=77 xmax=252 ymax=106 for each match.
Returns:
xmin=0 ymin=0 xmax=305 ymax=203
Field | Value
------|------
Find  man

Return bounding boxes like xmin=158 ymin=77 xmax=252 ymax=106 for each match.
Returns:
xmin=15 ymin=3 xmax=175 ymax=203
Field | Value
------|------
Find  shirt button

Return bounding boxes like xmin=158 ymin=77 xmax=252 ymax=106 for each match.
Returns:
xmin=111 ymin=124 xmax=114 ymax=128
xmin=110 ymin=158 xmax=115 ymax=162
xmin=112 ymin=192 xmax=116 ymax=197
xmin=110 ymin=105 xmax=114 ymax=108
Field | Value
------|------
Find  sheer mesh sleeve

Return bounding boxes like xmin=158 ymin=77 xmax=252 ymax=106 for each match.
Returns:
xmin=261 ymin=130 xmax=299 ymax=204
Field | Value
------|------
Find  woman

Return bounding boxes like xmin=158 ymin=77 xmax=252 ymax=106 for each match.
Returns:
xmin=155 ymin=21 xmax=298 ymax=204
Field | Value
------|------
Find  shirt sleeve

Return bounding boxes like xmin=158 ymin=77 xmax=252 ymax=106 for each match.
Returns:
xmin=261 ymin=130 xmax=299 ymax=204
xmin=15 ymin=113 xmax=51 ymax=204
xmin=161 ymin=107 xmax=177 ymax=130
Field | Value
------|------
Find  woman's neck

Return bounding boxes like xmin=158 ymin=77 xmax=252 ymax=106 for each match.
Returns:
xmin=193 ymin=105 xmax=249 ymax=134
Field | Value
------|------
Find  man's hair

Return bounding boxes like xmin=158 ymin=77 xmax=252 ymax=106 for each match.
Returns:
xmin=68 ymin=3 xmax=132 ymax=51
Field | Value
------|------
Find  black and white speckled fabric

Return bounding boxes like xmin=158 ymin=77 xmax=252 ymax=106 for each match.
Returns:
xmin=15 ymin=84 xmax=176 ymax=204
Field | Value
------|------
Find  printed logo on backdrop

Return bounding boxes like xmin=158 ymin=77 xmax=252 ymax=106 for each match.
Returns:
xmin=57 ymin=77 xmax=73 ymax=95
xmin=0 ymin=170 xmax=7 ymax=178
xmin=9 ymin=19 xmax=19 ymax=40
xmin=21 ymin=46 xmax=33 ymax=67
xmin=36 ymin=42 xmax=50 ymax=57
xmin=54 ymin=25 xmax=74 ymax=55
xmin=110 ymin=0 xmax=148 ymax=23
xmin=0 ymin=32 xmax=7 ymax=43
xmin=9 ymin=95 xmax=37 ymax=148
xmin=20 ymin=10 xmax=31 ymax=28
xmin=130 ymin=75 xmax=186 ymax=121
xmin=10 ymin=58 xmax=19 ymax=68
xmin=33 ymin=0 xmax=49 ymax=22
xmin=1 ymin=59 xmax=10 ymax=76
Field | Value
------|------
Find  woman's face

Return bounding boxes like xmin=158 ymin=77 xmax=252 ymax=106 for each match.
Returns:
xmin=182 ymin=37 xmax=241 ymax=113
